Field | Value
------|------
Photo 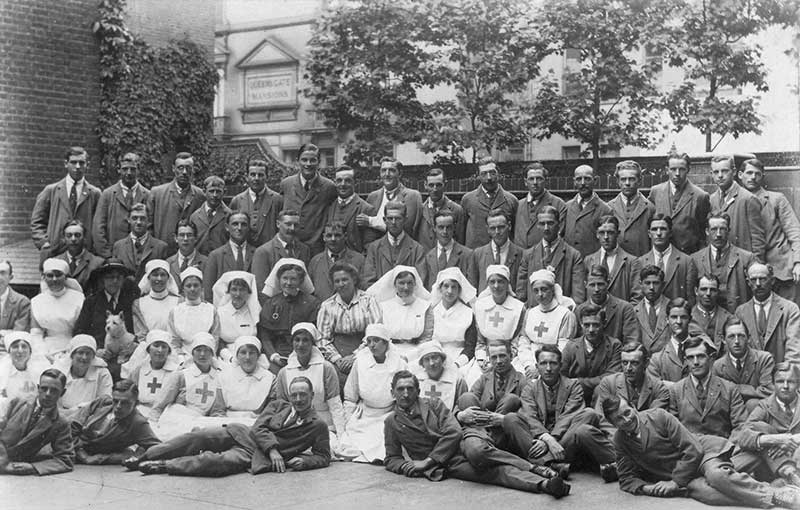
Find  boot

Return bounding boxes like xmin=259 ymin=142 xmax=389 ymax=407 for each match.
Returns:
xmin=540 ymin=476 xmax=571 ymax=499
xmin=138 ymin=460 xmax=168 ymax=475
xmin=530 ymin=464 xmax=559 ymax=479
xmin=600 ymin=462 xmax=619 ymax=483
xmin=549 ymin=461 xmax=571 ymax=480
xmin=122 ymin=456 xmax=142 ymax=471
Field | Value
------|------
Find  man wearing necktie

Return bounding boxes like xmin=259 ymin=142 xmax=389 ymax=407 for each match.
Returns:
xmin=606 ymin=160 xmax=655 ymax=257
xmin=203 ymin=212 xmax=256 ymax=301
xmin=189 ymin=176 xmax=231 ymax=256
xmin=460 ymin=155 xmax=519 ymax=249
xmin=0 ymin=368 xmax=74 ymax=475
xmin=563 ymin=164 xmax=612 ymax=257
xmin=422 ymin=209 xmax=474 ymax=290
xmin=362 ymin=200 xmax=427 ymax=288
xmin=633 ymin=264 xmax=671 ymax=354
xmin=593 ymin=340 xmax=671 ymax=415
xmin=56 ymin=220 xmax=103 ymax=291
xmin=513 ymin=163 xmax=567 ymax=250
xmin=734 ymin=263 xmax=800 ymax=365
xmin=469 ymin=209 xmax=524 ymax=295
xmin=307 ymin=222 xmax=365 ymax=301
xmin=584 ymin=215 xmax=635 ymax=302
xmin=328 ymin=166 xmax=375 ymax=253
xmin=647 ymin=298 xmax=694 ymax=388
xmin=112 ymin=203 xmax=168 ymax=281
xmin=165 ymin=220 xmax=207 ymax=286
xmin=712 ymin=317 xmax=774 ymax=413
xmin=251 ymin=209 xmax=312 ymax=295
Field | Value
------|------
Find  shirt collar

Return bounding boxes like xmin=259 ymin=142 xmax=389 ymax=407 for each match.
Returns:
xmin=131 ymin=231 xmax=149 ymax=243
xmin=230 ymin=239 xmax=246 ymax=252
xmin=178 ymin=250 xmax=196 ymax=264
xmin=388 ymin=231 xmax=405 ymax=245
xmin=438 ymin=239 xmax=455 ymax=252
xmin=754 ymin=294 xmax=773 ymax=307
xmin=480 ymin=185 xmax=497 ymax=198
xmin=248 ymin=187 xmax=263 ymax=203
xmin=653 ymin=244 xmax=672 ymax=259
xmin=338 ymin=194 xmax=355 ymax=206
xmin=66 ymin=174 xmax=83 ymax=189
xmin=105 ymin=290 xmax=120 ymax=303
xmin=0 ymin=287 xmax=9 ymax=303
xmin=690 ymin=372 xmax=712 ymax=389
xmin=492 ymin=239 xmax=509 ymax=252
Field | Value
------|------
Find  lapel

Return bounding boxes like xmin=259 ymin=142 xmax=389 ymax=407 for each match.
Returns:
xmin=75 ymin=181 xmax=92 ymax=209
xmin=638 ymin=375 xmax=653 ymax=409
xmin=56 ymin=179 xmax=71 ymax=214
xmin=741 ymin=302 xmax=762 ymax=349
xmin=703 ymin=376 xmax=723 ymax=417
xmin=209 ymin=206 xmax=228 ymax=230
xmin=614 ymin=373 xmax=629 ymax=401
xmin=588 ymin=339 xmax=609 ymax=374
xmin=73 ymin=252 xmax=89 ymax=276
xmin=721 ymin=247 xmax=740 ymax=283
xmin=84 ymin=401 xmax=113 ymax=430
xmin=698 ymin=247 xmax=713 ymax=274
xmin=113 ymin=183 xmax=128 ymax=210
xmin=764 ymin=295 xmax=782 ymax=344
xmin=140 ymin=238 xmax=154 ymax=262
xmin=17 ymin=407 xmax=56 ymax=450
xmin=449 ymin=244 xmax=465 ymax=266
xmin=603 ymin=298 xmax=619 ymax=329
xmin=628 ymin=194 xmax=650 ymax=227
xmin=548 ymin=239 xmax=566 ymax=271
xmin=608 ymin=250 xmax=628 ymax=287
xmin=664 ymin=249 xmax=679 ymax=286
xmin=336 ymin=197 xmax=361 ymax=228
xmin=791 ymin=399 xmax=800 ymax=430
xmin=666 ymin=343 xmax=683 ymax=371
xmin=684 ymin=378 xmax=704 ymax=415
xmin=574 ymin=195 xmax=597 ymax=222
xmin=555 ymin=377 xmax=570 ymax=416
xmin=635 ymin=301 xmax=653 ymax=336
xmin=505 ymin=244 xmax=520 ymax=270
xmin=194 ymin=209 xmax=210 ymax=228
xmin=379 ymin=237 xmax=394 ymax=265
xmin=534 ymin=380 xmax=548 ymax=418
xmin=120 ymin=239 xmax=136 ymax=268
xmin=740 ymin=350 xmax=756 ymax=383
xmin=304 ymin=175 xmax=322 ymax=205
xmin=396 ymin=236 xmax=412 ymax=264
xmin=672 ymin=184 xmax=695 ymax=216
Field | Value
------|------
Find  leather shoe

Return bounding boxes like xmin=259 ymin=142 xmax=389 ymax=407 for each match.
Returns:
xmin=530 ymin=464 xmax=559 ymax=479
xmin=541 ymin=476 xmax=571 ymax=499
xmin=121 ymin=456 xmax=141 ymax=471
xmin=600 ymin=462 xmax=619 ymax=483
xmin=138 ymin=460 xmax=168 ymax=475
xmin=549 ymin=462 xmax=571 ymax=480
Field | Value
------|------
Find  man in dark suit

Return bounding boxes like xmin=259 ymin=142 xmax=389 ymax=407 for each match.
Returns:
xmin=712 ymin=317 xmax=774 ymax=413
xmin=74 ymin=259 xmax=138 ymax=348
xmin=562 ymin=303 xmax=623 ymax=405
xmin=326 ymin=166 xmax=374 ymax=253
xmin=418 ymin=167 xmax=466 ymax=252
xmin=584 ymin=215 xmax=635 ymax=302
xmin=189 ymin=175 xmax=231 ymax=256
xmin=607 ymin=160 xmax=655 ymax=257
xmin=593 ymin=341 xmax=670 ymax=414
xmin=71 ymin=379 xmax=160 ymax=465
xmin=516 ymin=206 xmax=584 ymax=306
xmin=280 ymin=144 xmax=337 ymax=254
xmin=129 ymin=376 xmax=330 ymax=476
xmin=0 ymin=261 xmax=30 ymax=332
xmin=112 ymin=204 xmax=169 ymax=282
xmin=574 ymin=265 xmax=640 ymax=345
xmin=470 ymin=209 xmax=524 ymax=294
xmin=647 ymin=152 xmax=710 ymax=255
xmin=56 ymin=220 xmax=103 ymax=292
xmin=362 ymin=200 xmax=427 ymax=288
xmin=93 ymin=152 xmax=150 ymax=257
xmin=203 ymin=212 xmax=257 ymax=301
xmin=709 ymin=154 xmax=766 ymax=263
xmin=362 ymin=157 xmax=423 ymax=245
xmin=513 ymin=162 xmax=566 ymax=250
xmin=740 ymin=158 xmax=800 ymax=301
xmin=423 ymin=209 xmax=473 ymax=290
xmin=307 ymin=222 xmax=365 ymax=301
xmin=735 ymin=263 xmax=800 ymax=364
xmin=563 ymin=164 xmax=612 ymax=257
xmin=252 ymin=209 xmax=311 ymax=295
xmin=383 ymin=370 xmax=571 ymax=498
xmin=165 ymin=220 xmax=207 ymax=286
xmin=647 ymin=298 xmax=693 ymax=388
xmin=460 ymin=155 xmax=518 ymax=249
xmin=228 ymin=159 xmax=283 ymax=247
xmin=691 ymin=274 xmax=732 ymax=353
xmin=670 ymin=335 xmax=748 ymax=440
xmin=519 ymin=345 xmax=618 ymax=481
xmin=633 ymin=265 xmax=671 ymax=354
xmin=631 ymin=213 xmax=698 ymax=307
xmin=146 ymin=152 xmax=206 ymax=255
xmin=691 ymin=213 xmax=756 ymax=312
xmin=31 ymin=146 xmax=102 ymax=262
xmin=0 ymin=368 xmax=74 ymax=475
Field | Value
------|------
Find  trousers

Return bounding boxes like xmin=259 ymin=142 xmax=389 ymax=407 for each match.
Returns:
xmin=446 ymin=454 xmax=546 ymax=494
xmin=142 ymin=426 xmax=252 ymax=477
xmin=687 ymin=459 xmax=775 ymax=508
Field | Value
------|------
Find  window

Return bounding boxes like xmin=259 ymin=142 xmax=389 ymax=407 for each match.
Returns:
xmin=507 ymin=144 xmax=525 ymax=161
xmin=562 ymin=145 xmax=581 ymax=160
xmin=562 ymin=48 xmax=582 ymax=96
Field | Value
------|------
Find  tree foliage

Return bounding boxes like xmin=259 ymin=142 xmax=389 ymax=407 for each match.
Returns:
xmin=93 ymin=0 xmax=218 ymax=187
xmin=304 ymin=0 xmax=548 ymax=165
xmin=528 ymin=0 xmax=677 ymax=171
xmin=660 ymin=0 xmax=799 ymax=152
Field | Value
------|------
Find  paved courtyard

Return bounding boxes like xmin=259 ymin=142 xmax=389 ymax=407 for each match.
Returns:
xmin=3 ymin=462 xmax=745 ymax=510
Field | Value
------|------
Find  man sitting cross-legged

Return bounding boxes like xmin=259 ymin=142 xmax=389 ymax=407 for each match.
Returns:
xmin=125 ymin=376 xmax=331 ymax=477
xmin=603 ymin=395 xmax=799 ymax=508
xmin=383 ymin=370 xmax=570 ymax=498
xmin=71 ymin=379 xmax=160 ymax=465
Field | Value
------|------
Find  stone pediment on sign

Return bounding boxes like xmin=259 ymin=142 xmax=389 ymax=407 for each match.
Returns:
xmin=237 ymin=38 xmax=299 ymax=69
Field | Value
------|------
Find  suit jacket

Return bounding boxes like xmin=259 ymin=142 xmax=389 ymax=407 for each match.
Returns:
xmin=0 ymin=288 xmax=31 ymax=331
xmin=111 ymin=235 xmax=169 ymax=282
xmin=74 ymin=279 xmax=139 ymax=348
xmin=189 ymin=203 xmax=231 ymax=256
xmin=55 ymin=250 xmax=104 ymax=292
xmin=71 ymin=395 xmax=160 ymax=454
xmin=606 ymin=192 xmax=655 ymax=257
xmin=280 ymin=173 xmax=337 ymax=252
xmin=584 ymin=247 xmax=635 ymax=302
xmin=593 ymin=372 xmax=671 ymax=412
xmin=252 ymin=236 xmax=312 ymax=295
xmin=165 ymin=251 xmax=207 ymax=288
xmin=423 ymin=242 xmax=473 ymax=290
xmin=364 ymin=184 xmax=424 ymax=246
xmin=647 ymin=341 xmax=688 ymax=383
xmin=690 ymin=305 xmax=731 ymax=353
xmin=634 ymin=295 xmax=671 ymax=353
xmin=753 ymin=187 xmax=800 ymax=281
xmin=712 ymin=349 xmax=774 ymax=402
xmin=460 ymin=185 xmax=519 ymax=249
xmin=31 ymin=177 xmax=102 ymax=252
xmin=561 ymin=336 xmax=622 ymax=404
xmin=92 ymin=182 xmax=150 ymax=257
xmin=670 ymin=373 xmax=748 ymax=439
xmin=735 ymin=294 xmax=800 ymax=364
xmin=563 ymin=193 xmax=612 ymax=257
xmin=307 ymin=249 xmax=365 ymax=301
xmin=735 ymin=394 xmax=800 ymax=451
xmin=691 ymin=244 xmax=755 ymax=312
xmin=203 ymin=242 xmax=257 ymax=301
xmin=470 ymin=241 xmax=524 ymax=294
xmin=516 ymin=237 xmax=585 ymax=306
xmin=468 ymin=368 xmax=527 ymax=411
xmin=614 ymin=408 xmax=703 ymax=495
xmin=710 ymin=182 xmax=766 ymax=263
xmin=146 ymin=181 xmax=206 ymax=255
xmin=0 ymin=398 xmax=73 ymax=475
xmin=362 ymin=233 xmax=427 ymax=288
xmin=326 ymin=195 xmax=375 ymax=253
xmin=648 ymin=180 xmax=710 ymax=255
xmin=520 ymin=375 xmax=586 ymax=440
xmin=513 ymin=191 xmax=567 ymax=250
xmin=574 ymin=296 xmax=640 ymax=345
xmin=631 ymin=246 xmax=698 ymax=307
xmin=228 ymin=187 xmax=284 ymax=247
xmin=417 ymin=197 xmax=466 ymax=252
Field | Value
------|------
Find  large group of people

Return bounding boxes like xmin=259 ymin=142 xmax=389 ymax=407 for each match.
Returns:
xmin=3 ymin=144 xmax=800 ymax=507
